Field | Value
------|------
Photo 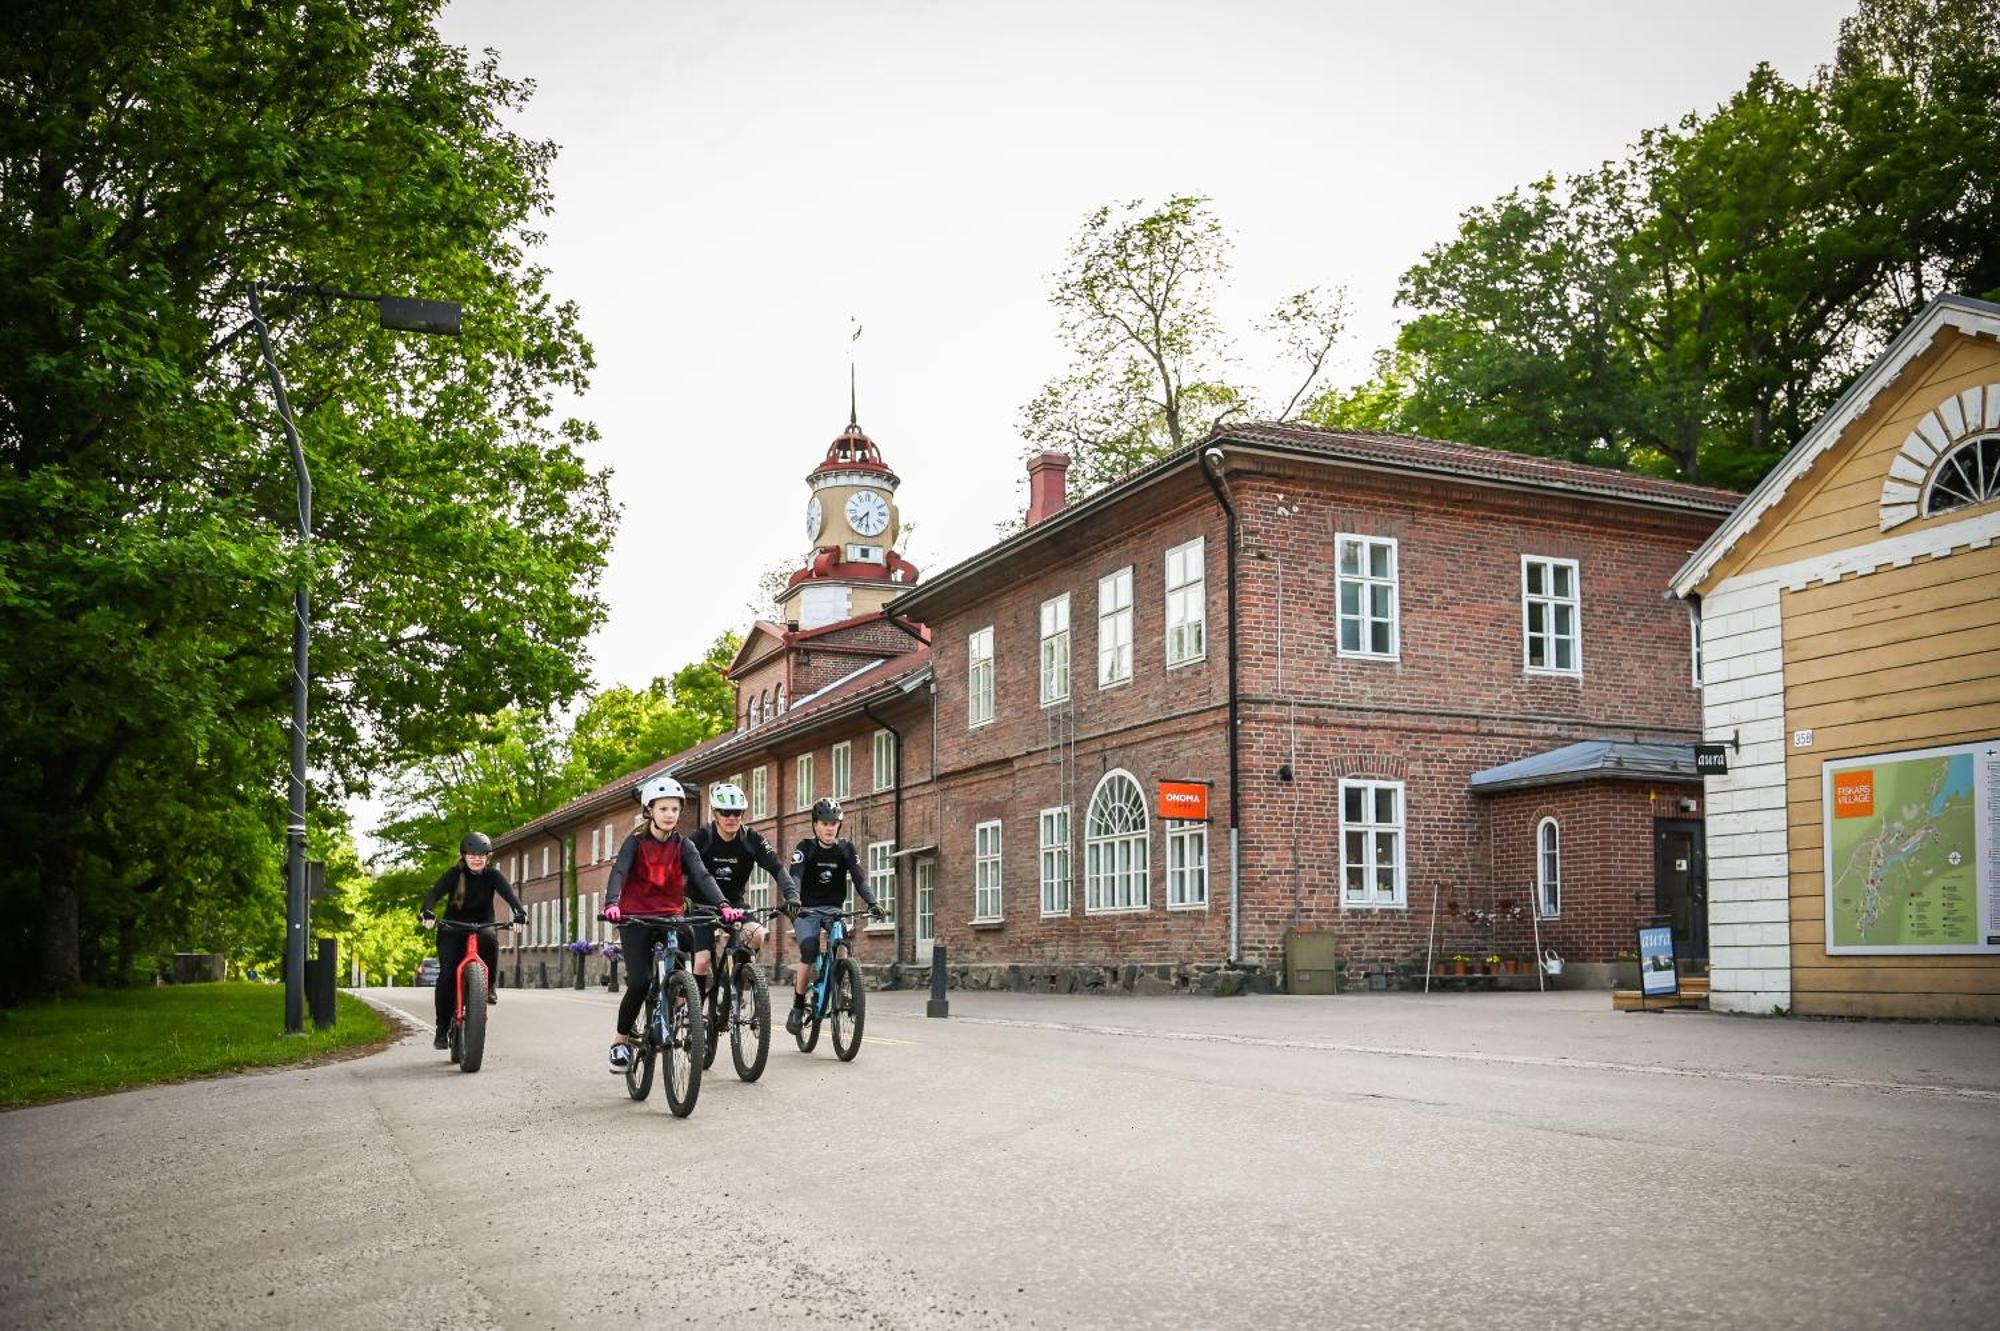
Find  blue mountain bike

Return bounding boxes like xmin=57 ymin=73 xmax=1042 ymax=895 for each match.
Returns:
xmin=792 ymin=907 xmax=866 ymax=1061
xmin=602 ymin=911 xmax=710 ymax=1117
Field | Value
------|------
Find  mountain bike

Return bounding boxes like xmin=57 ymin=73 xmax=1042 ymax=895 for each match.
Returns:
xmin=602 ymin=911 xmax=708 ymax=1117
xmin=791 ymin=907 xmax=866 ymax=1061
xmin=703 ymin=906 xmax=779 ymax=1082
xmin=436 ymin=918 xmax=514 ymax=1074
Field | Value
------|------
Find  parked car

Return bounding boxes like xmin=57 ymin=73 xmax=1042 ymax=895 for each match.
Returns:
xmin=415 ymin=956 xmax=441 ymax=987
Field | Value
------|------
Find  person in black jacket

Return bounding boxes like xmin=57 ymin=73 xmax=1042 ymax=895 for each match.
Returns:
xmin=785 ymin=798 xmax=887 ymax=1035
xmin=420 ymin=832 xmax=527 ymax=1048
xmin=690 ymin=782 xmax=799 ymax=963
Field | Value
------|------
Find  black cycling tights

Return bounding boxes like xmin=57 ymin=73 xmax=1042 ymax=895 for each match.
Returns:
xmin=435 ymin=929 xmax=498 ymax=1028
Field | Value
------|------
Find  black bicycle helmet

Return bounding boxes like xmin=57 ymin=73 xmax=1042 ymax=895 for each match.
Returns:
xmin=460 ymin=831 xmax=493 ymax=856
xmin=810 ymin=797 xmax=843 ymax=824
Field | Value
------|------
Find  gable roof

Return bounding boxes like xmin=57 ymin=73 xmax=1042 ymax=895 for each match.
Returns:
xmin=892 ymin=419 xmax=1738 ymax=618
xmin=675 ymin=646 xmax=933 ymax=776
xmin=1670 ymin=292 xmax=2000 ymax=599
xmin=728 ymin=621 xmax=789 ymax=675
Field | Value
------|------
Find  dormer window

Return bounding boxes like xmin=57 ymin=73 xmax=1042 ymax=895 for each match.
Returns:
xmin=1924 ymin=436 xmax=2000 ymax=517
xmin=844 ymin=543 xmax=884 ymax=564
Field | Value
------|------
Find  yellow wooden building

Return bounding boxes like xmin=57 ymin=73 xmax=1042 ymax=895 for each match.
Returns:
xmin=1673 ymin=294 xmax=2000 ymax=1019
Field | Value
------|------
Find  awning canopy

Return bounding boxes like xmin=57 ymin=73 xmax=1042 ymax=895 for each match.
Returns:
xmin=1468 ymin=740 xmax=1697 ymax=794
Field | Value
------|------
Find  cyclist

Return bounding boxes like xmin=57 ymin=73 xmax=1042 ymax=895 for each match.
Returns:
xmin=690 ymin=782 xmax=800 ymax=962
xmin=420 ymin=831 xmax=528 ymax=1049
xmin=600 ymin=775 xmax=738 ymax=1072
xmin=785 ymin=798 xmax=887 ymax=1035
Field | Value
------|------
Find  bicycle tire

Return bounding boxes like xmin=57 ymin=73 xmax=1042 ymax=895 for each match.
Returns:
xmin=458 ymin=964 xmax=488 ymax=1073
xmin=448 ymin=1022 xmax=462 ymax=1064
xmin=662 ymin=969 xmax=704 ymax=1118
xmin=731 ymin=957 xmax=771 ymax=1082
xmin=830 ymin=956 xmax=865 ymax=1062
xmin=624 ymin=1023 xmax=656 ymax=1101
xmin=700 ymin=967 xmax=720 ymax=1072
xmin=795 ymin=969 xmax=823 ymax=1054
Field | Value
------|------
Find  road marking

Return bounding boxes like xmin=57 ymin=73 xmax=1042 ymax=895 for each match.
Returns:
xmin=360 ymin=994 xmax=433 ymax=1033
xmin=948 ymin=1015 xmax=2000 ymax=1104
xmin=863 ymin=1036 xmax=915 ymax=1046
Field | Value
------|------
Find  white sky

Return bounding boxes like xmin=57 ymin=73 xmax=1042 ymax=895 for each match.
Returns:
xmin=373 ymin=0 xmax=1851 ymax=849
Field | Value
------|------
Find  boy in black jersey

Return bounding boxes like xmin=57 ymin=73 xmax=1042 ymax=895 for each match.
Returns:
xmin=690 ymin=781 xmax=799 ymax=961
xmin=786 ymin=798 xmax=887 ymax=1035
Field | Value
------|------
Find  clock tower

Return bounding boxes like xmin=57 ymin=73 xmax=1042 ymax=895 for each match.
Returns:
xmin=779 ymin=410 xmax=919 ymax=630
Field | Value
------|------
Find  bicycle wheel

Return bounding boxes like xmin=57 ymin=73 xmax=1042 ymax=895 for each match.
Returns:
xmin=699 ymin=968 xmax=720 ymax=1072
xmin=447 ymin=1021 xmax=462 ymax=1064
xmin=830 ymin=956 xmax=865 ymax=1062
xmin=662 ymin=969 xmax=704 ymax=1118
xmin=731 ymin=957 xmax=771 ymax=1082
xmin=624 ymin=1013 xmax=656 ymax=1102
xmin=795 ymin=967 xmax=823 ymax=1054
xmin=458 ymin=963 xmax=488 ymax=1073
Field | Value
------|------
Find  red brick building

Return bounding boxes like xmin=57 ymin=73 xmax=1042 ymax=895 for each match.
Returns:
xmin=502 ymin=413 xmax=1736 ymax=991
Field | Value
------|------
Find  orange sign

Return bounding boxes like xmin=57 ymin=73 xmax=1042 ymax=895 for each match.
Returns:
xmin=1157 ymin=781 xmax=1210 ymax=820
xmin=1832 ymin=769 xmax=1875 ymax=819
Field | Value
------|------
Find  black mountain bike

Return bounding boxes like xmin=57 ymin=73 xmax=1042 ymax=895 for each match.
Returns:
xmin=792 ymin=907 xmax=866 ymax=1061
xmin=602 ymin=911 xmax=708 ymax=1117
xmin=703 ymin=906 xmax=778 ymax=1082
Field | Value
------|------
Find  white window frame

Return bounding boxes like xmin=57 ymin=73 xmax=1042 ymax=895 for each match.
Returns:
xmin=1039 ymin=593 xmax=1072 ymax=705
xmin=588 ymin=828 xmax=600 ymax=865
xmin=973 ymin=820 xmax=1004 ymax=922
xmin=795 ymin=754 xmax=814 ymax=810
xmin=1097 ymin=566 xmax=1134 ymax=688
xmin=1522 ymin=555 xmax=1582 ymax=677
xmin=601 ymin=822 xmax=615 ymax=863
xmin=1537 ymin=817 xmax=1562 ymax=918
xmin=750 ymin=766 xmax=769 ymax=819
xmin=746 ymin=865 xmax=773 ymax=912
xmin=1039 ymin=805 xmax=1071 ymax=917
xmin=967 ymin=626 xmax=995 ymax=728
xmin=1688 ymin=604 xmax=1703 ymax=689
xmin=1166 ymin=819 xmax=1208 ymax=910
xmin=1164 ymin=537 xmax=1206 ymax=668
xmin=916 ymin=861 xmax=935 ymax=947
xmin=774 ymin=683 xmax=786 ymax=714
xmin=540 ymin=846 xmax=551 ymax=880
xmin=831 ymin=741 xmax=852 ymax=800
xmin=1336 ymin=534 xmax=1400 ymax=661
xmin=872 ymin=728 xmax=895 ymax=791
xmin=1339 ymin=778 xmax=1406 ymax=909
xmin=867 ymin=841 xmax=896 ymax=929
xmin=1084 ymin=768 xmax=1149 ymax=913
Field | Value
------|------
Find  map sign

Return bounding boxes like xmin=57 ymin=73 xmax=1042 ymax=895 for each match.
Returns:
xmin=1822 ymin=739 xmax=1999 ymax=955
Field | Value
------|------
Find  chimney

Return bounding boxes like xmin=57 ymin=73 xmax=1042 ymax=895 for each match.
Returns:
xmin=1026 ymin=451 xmax=1070 ymax=526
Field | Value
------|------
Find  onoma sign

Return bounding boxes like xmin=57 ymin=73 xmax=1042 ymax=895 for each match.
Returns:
xmin=1156 ymin=780 xmax=1209 ymax=820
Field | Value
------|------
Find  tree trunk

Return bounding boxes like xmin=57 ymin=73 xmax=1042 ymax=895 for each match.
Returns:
xmin=39 ymin=834 xmax=81 ymax=990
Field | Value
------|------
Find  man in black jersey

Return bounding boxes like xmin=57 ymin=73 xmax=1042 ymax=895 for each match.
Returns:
xmin=786 ymin=798 xmax=888 ymax=1035
xmin=690 ymin=781 xmax=799 ymax=960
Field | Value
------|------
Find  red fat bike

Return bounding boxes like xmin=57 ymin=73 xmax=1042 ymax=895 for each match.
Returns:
xmin=435 ymin=918 xmax=515 ymax=1073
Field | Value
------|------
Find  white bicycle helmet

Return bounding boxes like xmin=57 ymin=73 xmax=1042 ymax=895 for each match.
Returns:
xmin=709 ymin=782 xmax=748 ymax=813
xmin=635 ymin=774 xmax=684 ymax=807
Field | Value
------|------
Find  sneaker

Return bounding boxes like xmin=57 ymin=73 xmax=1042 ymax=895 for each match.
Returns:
xmin=785 ymin=1005 xmax=805 ymax=1036
xmin=486 ymin=989 xmax=498 ymax=1006
xmin=433 ymin=1031 xmax=450 ymax=1050
xmin=608 ymin=1042 xmax=632 ymax=1073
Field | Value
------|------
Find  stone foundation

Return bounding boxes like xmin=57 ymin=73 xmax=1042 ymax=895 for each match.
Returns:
xmin=851 ymin=960 xmax=1280 ymax=997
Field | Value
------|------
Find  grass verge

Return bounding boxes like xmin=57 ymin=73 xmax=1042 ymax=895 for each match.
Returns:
xmin=0 ymin=983 xmax=391 ymax=1109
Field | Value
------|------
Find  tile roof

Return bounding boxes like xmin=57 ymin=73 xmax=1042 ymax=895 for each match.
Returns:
xmin=674 ymin=645 xmax=933 ymax=774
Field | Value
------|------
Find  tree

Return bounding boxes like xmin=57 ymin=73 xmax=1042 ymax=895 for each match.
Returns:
xmin=1021 ymin=196 xmax=1348 ymax=498
xmin=567 ymin=632 xmax=740 ymax=788
xmin=0 ymin=1 xmax=616 ymax=990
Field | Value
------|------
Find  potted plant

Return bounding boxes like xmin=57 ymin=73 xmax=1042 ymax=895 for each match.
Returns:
xmin=1450 ymin=953 xmax=1469 ymax=976
xmin=1610 ymin=950 xmax=1641 ymax=990
xmin=1483 ymin=954 xmax=1501 ymax=976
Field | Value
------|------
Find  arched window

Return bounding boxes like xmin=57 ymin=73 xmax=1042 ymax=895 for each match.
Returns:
xmin=1085 ymin=769 xmax=1149 ymax=912
xmin=775 ymin=682 xmax=787 ymax=714
xmin=1536 ymin=817 xmax=1561 ymax=918
xmin=1924 ymin=436 xmax=2000 ymax=517
xmin=750 ymin=694 xmax=763 ymax=727
xmin=759 ymin=688 xmax=771 ymax=725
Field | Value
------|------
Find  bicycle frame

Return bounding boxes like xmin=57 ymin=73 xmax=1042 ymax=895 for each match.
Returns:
xmin=799 ymin=909 xmax=855 ymax=1020
xmin=438 ymin=920 xmax=503 ymax=1032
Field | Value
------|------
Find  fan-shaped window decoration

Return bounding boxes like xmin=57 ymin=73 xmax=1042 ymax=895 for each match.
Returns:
xmin=1085 ymin=769 xmax=1149 ymax=911
xmin=1924 ymin=436 xmax=2000 ymax=517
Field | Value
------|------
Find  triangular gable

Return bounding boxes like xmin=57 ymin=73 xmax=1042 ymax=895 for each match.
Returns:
xmin=727 ymin=620 xmax=789 ymax=677
xmin=1672 ymin=293 xmax=2000 ymax=598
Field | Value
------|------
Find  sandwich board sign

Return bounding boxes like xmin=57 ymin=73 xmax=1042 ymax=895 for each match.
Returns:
xmin=1637 ymin=924 xmax=1679 ymax=1001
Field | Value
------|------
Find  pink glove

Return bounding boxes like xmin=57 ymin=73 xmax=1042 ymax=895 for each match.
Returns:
xmin=601 ymin=904 xmax=622 ymax=925
xmin=719 ymin=906 xmax=744 ymax=925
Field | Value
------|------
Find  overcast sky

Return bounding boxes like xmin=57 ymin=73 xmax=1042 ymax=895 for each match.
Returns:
xmin=383 ymin=0 xmax=1851 ymax=842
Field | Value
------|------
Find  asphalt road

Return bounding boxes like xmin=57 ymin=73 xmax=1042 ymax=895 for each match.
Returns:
xmin=3 ymin=986 xmax=1997 ymax=1330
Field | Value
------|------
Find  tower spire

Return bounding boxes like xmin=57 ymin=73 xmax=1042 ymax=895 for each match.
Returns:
xmin=848 ymin=316 xmax=862 ymax=428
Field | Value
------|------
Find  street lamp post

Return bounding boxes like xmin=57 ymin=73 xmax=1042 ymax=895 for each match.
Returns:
xmin=246 ymin=283 xmax=461 ymax=1034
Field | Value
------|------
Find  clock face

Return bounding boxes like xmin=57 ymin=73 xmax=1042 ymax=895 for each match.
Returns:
xmin=805 ymin=496 xmax=822 ymax=543
xmin=845 ymin=488 xmax=890 ymax=537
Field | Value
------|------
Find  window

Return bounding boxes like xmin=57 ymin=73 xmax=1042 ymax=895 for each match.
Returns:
xmin=831 ymin=741 xmax=852 ymax=799
xmin=872 ymin=729 xmax=895 ymax=791
xmin=751 ymin=692 xmax=764 ymax=727
xmin=1098 ymin=567 xmax=1133 ymax=686
xmin=916 ymin=861 xmax=935 ymax=946
xmin=580 ymin=893 xmax=594 ymax=942
xmin=1165 ymin=537 xmax=1206 ymax=667
xmin=1336 ymin=535 xmax=1398 ymax=659
xmin=1522 ymin=556 xmax=1581 ymax=675
xmin=868 ymin=841 xmax=896 ymax=926
xmin=1689 ymin=605 xmax=1703 ymax=690
xmin=750 ymin=766 xmax=769 ymax=819
xmin=974 ymin=821 xmax=1003 ymax=921
xmin=795 ymin=754 xmax=814 ymax=809
xmin=601 ymin=822 xmax=615 ymax=862
xmin=1340 ymin=779 xmax=1405 ymax=908
xmin=1039 ymin=593 xmax=1071 ymax=705
xmin=967 ymin=626 xmax=995 ymax=727
xmin=1924 ymin=436 xmax=2000 ymax=516
xmin=1166 ymin=820 xmax=1208 ymax=909
xmin=746 ymin=865 xmax=773 ymax=912
xmin=1537 ymin=818 xmax=1562 ymax=918
xmin=774 ymin=683 xmax=786 ymax=714
xmin=589 ymin=828 xmax=600 ymax=864
xmin=540 ymin=846 xmax=551 ymax=880
xmin=1039 ymin=806 xmax=1071 ymax=916
xmin=1085 ymin=769 xmax=1149 ymax=911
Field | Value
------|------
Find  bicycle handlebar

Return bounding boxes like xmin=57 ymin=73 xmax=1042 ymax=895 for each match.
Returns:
xmin=434 ymin=918 xmax=518 ymax=933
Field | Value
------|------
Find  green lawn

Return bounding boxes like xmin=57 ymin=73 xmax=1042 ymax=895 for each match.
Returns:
xmin=0 ymin=983 xmax=391 ymax=1109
